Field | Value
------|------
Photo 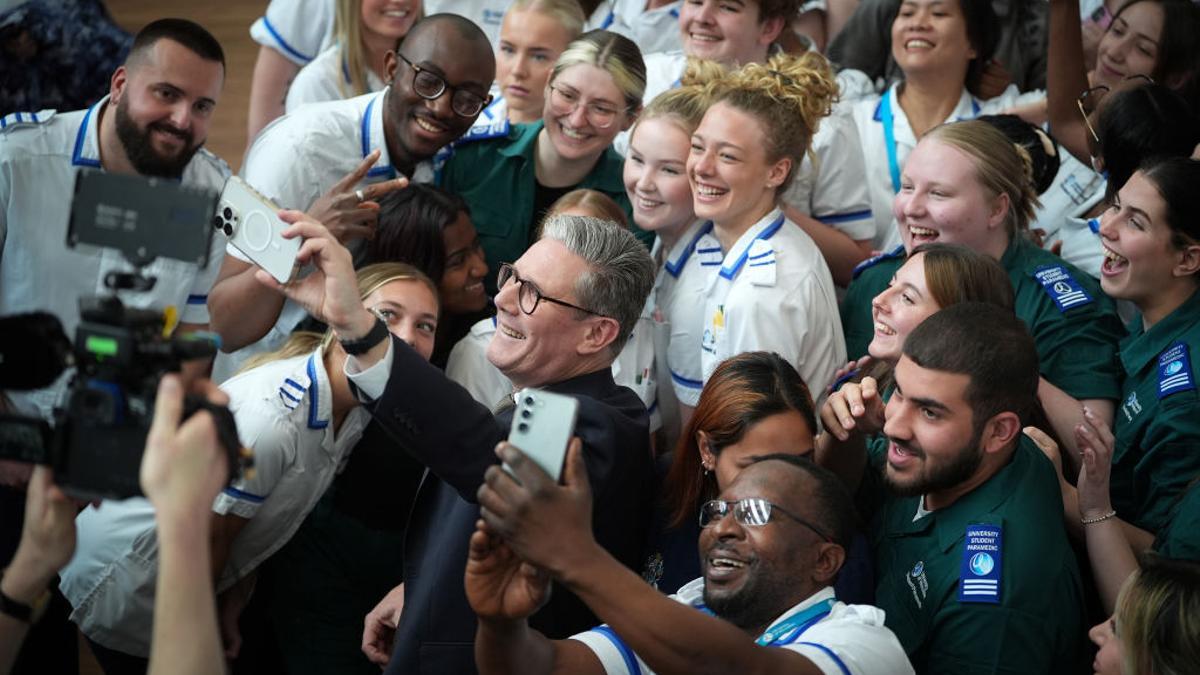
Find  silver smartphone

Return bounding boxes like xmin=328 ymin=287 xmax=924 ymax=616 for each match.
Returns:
xmin=215 ymin=176 xmax=300 ymax=283
xmin=506 ymin=388 xmax=580 ymax=483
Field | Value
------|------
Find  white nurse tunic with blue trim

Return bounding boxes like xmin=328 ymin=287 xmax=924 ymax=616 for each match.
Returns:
xmin=586 ymin=0 xmax=683 ymax=56
xmin=213 ymin=87 xmax=436 ymax=382
xmin=59 ymin=348 xmax=369 ymax=657
xmin=699 ymin=209 xmax=845 ymax=396
xmin=0 ymin=97 xmax=230 ymax=420
xmin=655 ymin=220 xmax=718 ymax=408
xmin=286 ymin=44 xmax=388 ymax=112
xmin=848 ymin=80 xmax=1044 ymax=251
xmin=569 ymin=581 xmax=913 ymax=675
xmin=250 ymin=0 xmax=336 ymax=67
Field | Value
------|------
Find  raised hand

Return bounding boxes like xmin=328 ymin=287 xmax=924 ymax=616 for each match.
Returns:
xmin=253 ymin=213 xmax=375 ymax=338
xmin=477 ymin=439 xmax=595 ymax=578
xmin=1075 ymin=406 xmax=1117 ymax=520
xmin=306 ymin=150 xmax=410 ymax=245
xmin=820 ymin=376 xmax=885 ymax=442
xmin=465 ymin=522 xmax=551 ymax=621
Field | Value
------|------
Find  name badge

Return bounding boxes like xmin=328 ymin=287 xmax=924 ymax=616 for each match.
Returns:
xmin=1157 ymin=342 xmax=1196 ymax=399
xmin=1033 ymin=265 xmax=1093 ymax=312
xmin=958 ymin=523 xmax=1002 ymax=604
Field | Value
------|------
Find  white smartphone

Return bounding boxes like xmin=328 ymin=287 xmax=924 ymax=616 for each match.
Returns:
xmin=214 ymin=176 xmax=300 ymax=283
xmin=506 ymin=388 xmax=580 ymax=483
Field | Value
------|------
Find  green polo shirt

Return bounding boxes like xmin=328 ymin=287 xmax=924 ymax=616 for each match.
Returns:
xmin=1154 ymin=479 xmax=1200 ymax=562
xmin=868 ymin=439 xmax=1086 ymax=674
xmin=1110 ymin=287 xmax=1200 ymax=533
xmin=840 ymin=236 xmax=1124 ymax=401
xmin=440 ymin=120 xmax=641 ymax=295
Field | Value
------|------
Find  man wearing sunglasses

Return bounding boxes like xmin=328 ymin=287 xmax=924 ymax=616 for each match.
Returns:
xmin=817 ymin=303 xmax=1086 ymax=673
xmin=207 ymin=13 xmax=496 ymax=378
xmin=467 ymin=450 xmax=911 ymax=674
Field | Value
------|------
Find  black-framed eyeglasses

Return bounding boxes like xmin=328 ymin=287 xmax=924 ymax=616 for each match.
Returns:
xmin=1076 ymin=74 xmax=1154 ymax=145
xmin=699 ymin=498 xmax=833 ymax=543
xmin=497 ymin=262 xmax=607 ymax=318
xmin=396 ymin=52 xmax=492 ymax=118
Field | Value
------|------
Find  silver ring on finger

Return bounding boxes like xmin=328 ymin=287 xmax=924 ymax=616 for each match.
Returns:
xmin=355 ymin=188 xmax=366 ymax=202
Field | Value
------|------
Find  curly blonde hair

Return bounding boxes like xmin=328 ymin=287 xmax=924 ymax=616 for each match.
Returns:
xmin=707 ymin=51 xmax=839 ymax=194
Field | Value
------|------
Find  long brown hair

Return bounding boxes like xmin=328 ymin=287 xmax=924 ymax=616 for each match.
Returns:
xmin=664 ymin=351 xmax=816 ymax=528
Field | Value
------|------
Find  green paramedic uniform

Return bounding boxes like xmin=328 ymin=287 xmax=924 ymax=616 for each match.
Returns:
xmin=439 ymin=119 xmax=642 ymax=295
xmin=1154 ymin=480 xmax=1200 ymax=562
xmin=1110 ymin=287 xmax=1200 ymax=533
xmin=840 ymin=236 xmax=1124 ymax=402
xmin=867 ymin=437 xmax=1086 ymax=674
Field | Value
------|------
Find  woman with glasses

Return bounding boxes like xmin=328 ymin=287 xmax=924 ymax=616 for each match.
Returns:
xmin=285 ymin=0 xmax=422 ymax=112
xmin=441 ymin=29 xmax=646 ymax=296
xmin=58 ymin=263 xmax=440 ymax=672
xmin=690 ymin=50 xmax=844 ymax=399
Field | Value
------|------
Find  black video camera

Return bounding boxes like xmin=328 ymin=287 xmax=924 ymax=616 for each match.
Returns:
xmin=0 ymin=170 xmax=249 ymax=500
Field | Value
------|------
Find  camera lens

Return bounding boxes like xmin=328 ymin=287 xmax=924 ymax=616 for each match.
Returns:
xmin=213 ymin=216 xmax=224 ymax=230
xmin=517 ymin=422 xmax=529 ymax=433
xmin=520 ymin=409 xmax=531 ymax=419
xmin=523 ymin=395 xmax=535 ymax=406
xmin=223 ymin=223 xmax=234 ymax=237
xmin=223 ymin=207 xmax=233 ymax=219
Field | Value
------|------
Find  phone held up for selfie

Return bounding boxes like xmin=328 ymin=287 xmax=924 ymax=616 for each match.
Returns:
xmin=506 ymin=388 xmax=580 ymax=483
xmin=215 ymin=176 xmax=300 ymax=284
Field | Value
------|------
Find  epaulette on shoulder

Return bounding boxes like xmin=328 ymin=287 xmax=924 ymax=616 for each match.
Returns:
xmin=455 ymin=118 xmax=511 ymax=145
xmin=852 ymin=244 xmax=905 ymax=280
xmin=0 ymin=109 xmax=56 ymax=132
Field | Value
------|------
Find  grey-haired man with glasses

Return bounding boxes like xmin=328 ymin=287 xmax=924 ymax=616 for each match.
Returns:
xmin=467 ymin=450 xmax=911 ymax=675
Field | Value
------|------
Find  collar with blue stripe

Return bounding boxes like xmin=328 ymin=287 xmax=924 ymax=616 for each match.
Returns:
xmin=718 ymin=210 xmax=786 ymax=280
xmin=877 ymin=84 xmax=980 ymax=194
xmin=698 ymin=596 xmax=835 ymax=646
xmin=72 ymin=97 xmax=106 ymax=168
xmin=664 ymin=220 xmax=715 ymax=278
xmin=305 ymin=352 xmax=330 ymax=430
xmin=360 ymin=89 xmax=401 ymax=179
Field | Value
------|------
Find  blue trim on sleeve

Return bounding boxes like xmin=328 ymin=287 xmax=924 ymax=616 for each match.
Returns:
xmin=591 ymin=626 xmax=642 ymax=675
xmin=223 ymin=486 xmax=266 ymax=503
xmin=186 ymin=294 xmax=207 ymax=305
xmin=306 ymin=354 xmax=329 ymax=430
xmin=670 ymin=370 xmax=703 ymax=389
xmin=71 ymin=103 xmax=102 ymax=168
xmin=796 ymin=642 xmax=851 ymax=675
xmin=817 ymin=209 xmax=873 ymax=225
xmin=261 ymin=16 xmax=314 ymax=64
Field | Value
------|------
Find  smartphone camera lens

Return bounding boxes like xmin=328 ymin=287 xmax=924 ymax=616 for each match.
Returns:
xmin=213 ymin=215 xmax=224 ymax=230
xmin=523 ymin=395 xmax=535 ymax=406
xmin=517 ymin=422 xmax=529 ymax=433
xmin=520 ymin=409 xmax=532 ymax=419
xmin=223 ymin=207 xmax=233 ymax=220
xmin=223 ymin=223 xmax=234 ymax=237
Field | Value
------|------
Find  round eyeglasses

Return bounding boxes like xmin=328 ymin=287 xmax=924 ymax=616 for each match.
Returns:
xmin=546 ymin=84 xmax=627 ymax=129
xmin=396 ymin=53 xmax=491 ymax=118
xmin=496 ymin=262 xmax=607 ymax=317
xmin=699 ymin=498 xmax=833 ymax=542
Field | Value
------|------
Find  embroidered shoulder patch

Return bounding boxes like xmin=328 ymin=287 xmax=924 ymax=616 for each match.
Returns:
xmin=852 ymin=244 xmax=904 ymax=280
xmin=745 ymin=239 xmax=777 ymax=287
xmin=1157 ymin=342 xmax=1196 ymax=399
xmin=958 ymin=523 xmax=1002 ymax=604
xmin=1033 ymin=264 xmax=1093 ymax=312
xmin=457 ymin=118 xmax=511 ymax=144
xmin=0 ymin=109 xmax=55 ymax=132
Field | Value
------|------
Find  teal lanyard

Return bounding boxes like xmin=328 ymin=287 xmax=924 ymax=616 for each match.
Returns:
xmin=755 ymin=598 xmax=835 ymax=646
xmin=880 ymin=88 xmax=902 ymax=194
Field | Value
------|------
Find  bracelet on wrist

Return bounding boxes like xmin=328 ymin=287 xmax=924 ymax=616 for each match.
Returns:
xmin=1081 ymin=509 xmax=1118 ymax=525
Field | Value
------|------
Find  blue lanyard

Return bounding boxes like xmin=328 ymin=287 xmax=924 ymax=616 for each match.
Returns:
xmin=755 ymin=598 xmax=835 ymax=646
xmin=880 ymin=88 xmax=902 ymax=194
xmin=881 ymin=88 xmax=981 ymax=194
xmin=698 ymin=597 xmax=835 ymax=647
